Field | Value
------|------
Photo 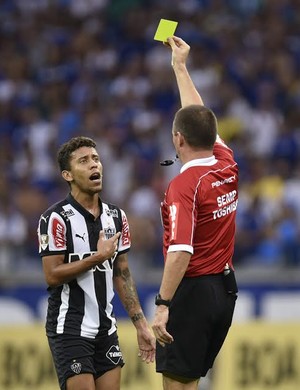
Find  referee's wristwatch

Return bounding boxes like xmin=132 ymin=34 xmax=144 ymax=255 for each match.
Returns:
xmin=155 ymin=293 xmax=171 ymax=307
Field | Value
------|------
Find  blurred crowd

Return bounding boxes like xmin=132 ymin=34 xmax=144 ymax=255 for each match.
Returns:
xmin=0 ymin=0 xmax=300 ymax=281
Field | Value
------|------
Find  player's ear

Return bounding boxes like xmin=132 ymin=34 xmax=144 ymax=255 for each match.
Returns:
xmin=62 ymin=170 xmax=73 ymax=183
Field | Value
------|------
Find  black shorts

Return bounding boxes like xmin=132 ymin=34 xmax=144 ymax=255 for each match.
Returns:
xmin=156 ymin=273 xmax=237 ymax=379
xmin=48 ymin=331 xmax=124 ymax=390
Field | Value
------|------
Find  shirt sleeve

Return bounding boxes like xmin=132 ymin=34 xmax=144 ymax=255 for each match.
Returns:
xmin=214 ymin=135 xmax=235 ymax=162
xmin=166 ymin=180 xmax=194 ymax=255
xmin=37 ymin=211 xmax=67 ymax=257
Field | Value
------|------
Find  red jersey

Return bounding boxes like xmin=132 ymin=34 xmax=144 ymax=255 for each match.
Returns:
xmin=160 ymin=136 xmax=238 ymax=276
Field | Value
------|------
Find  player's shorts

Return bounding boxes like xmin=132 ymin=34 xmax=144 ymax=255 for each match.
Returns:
xmin=156 ymin=273 xmax=237 ymax=380
xmin=48 ymin=331 xmax=124 ymax=390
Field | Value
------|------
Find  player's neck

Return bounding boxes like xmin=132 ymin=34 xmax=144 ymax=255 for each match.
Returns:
xmin=71 ymin=190 xmax=100 ymax=218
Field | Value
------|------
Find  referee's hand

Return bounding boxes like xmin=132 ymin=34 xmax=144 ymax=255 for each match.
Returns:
xmin=165 ymin=36 xmax=190 ymax=69
xmin=152 ymin=306 xmax=174 ymax=347
xmin=97 ymin=230 xmax=121 ymax=261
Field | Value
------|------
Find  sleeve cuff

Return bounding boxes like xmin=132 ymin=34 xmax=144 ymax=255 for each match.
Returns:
xmin=167 ymin=244 xmax=193 ymax=254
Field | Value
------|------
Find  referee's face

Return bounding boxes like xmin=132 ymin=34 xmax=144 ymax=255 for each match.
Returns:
xmin=65 ymin=146 xmax=103 ymax=195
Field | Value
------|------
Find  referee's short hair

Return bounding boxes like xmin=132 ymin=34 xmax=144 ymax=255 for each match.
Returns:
xmin=57 ymin=136 xmax=96 ymax=171
xmin=173 ymin=105 xmax=217 ymax=150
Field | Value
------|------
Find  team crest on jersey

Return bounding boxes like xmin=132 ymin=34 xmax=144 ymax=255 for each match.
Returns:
xmin=104 ymin=227 xmax=116 ymax=239
xmin=70 ymin=361 xmax=82 ymax=374
xmin=39 ymin=234 xmax=49 ymax=250
xmin=106 ymin=345 xmax=123 ymax=365
xmin=105 ymin=208 xmax=118 ymax=218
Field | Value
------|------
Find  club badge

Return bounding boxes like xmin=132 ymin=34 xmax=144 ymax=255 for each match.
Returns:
xmin=70 ymin=361 xmax=82 ymax=374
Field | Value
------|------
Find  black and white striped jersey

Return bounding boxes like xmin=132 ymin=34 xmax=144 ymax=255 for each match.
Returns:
xmin=37 ymin=193 xmax=131 ymax=339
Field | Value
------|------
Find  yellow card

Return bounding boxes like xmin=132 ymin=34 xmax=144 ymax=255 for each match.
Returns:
xmin=154 ymin=19 xmax=178 ymax=42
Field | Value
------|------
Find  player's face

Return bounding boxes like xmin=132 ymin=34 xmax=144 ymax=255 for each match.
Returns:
xmin=65 ymin=146 xmax=103 ymax=194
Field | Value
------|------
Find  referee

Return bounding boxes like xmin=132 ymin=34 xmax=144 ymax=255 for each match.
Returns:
xmin=152 ymin=37 xmax=238 ymax=389
xmin=37 ymin=136 xmax=155 ymax=390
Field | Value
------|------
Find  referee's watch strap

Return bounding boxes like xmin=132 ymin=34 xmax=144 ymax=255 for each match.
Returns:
xmin=155 ymin=293 xmax=171 ymax=307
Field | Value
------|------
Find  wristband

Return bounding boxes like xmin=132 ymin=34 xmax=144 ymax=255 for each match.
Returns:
xmin=155 ymin=293 xmax=171 ymax=307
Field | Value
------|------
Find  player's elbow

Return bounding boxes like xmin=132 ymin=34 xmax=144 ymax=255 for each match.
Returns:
xmin=45 ymin=273 xmax=63 ymax=288
xmin=46 ymin=279 xmax=59 ymax=288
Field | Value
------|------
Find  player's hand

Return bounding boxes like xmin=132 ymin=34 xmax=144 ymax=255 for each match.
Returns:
xmin=166 ymin=36 xmax=190 ymax=68
xmin=97 ymin=230 xmax=121 ymax=262
xmin=136 ymin=326 xmax=156 ymax=364
xmin=152 ymin=305 xmax=174 ymax=347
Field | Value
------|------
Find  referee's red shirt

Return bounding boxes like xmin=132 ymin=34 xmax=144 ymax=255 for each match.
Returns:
xmin=161 ymin=136 xmax=238 ymax=276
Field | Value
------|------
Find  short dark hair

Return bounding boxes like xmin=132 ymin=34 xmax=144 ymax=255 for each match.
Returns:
xmin=173 ymin=105 xmax=217 ymax=149
xmin=57 ymin=136 xmax=96 ymax=171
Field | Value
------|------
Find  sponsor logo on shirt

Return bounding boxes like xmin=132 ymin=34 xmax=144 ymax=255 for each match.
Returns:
xmin=169 ymin=203 xmax=179 ymax=241
xmin=121 ymin=215 xmax=130 ymax=246
xmin=52 ymin=217 xmax=65 ymax=249
xmin=216 ymin=190 xmax=237 ymax=207
xmin=106 ymin=345 xmax=123 ymax=365
xmin=75 ymin=232 xmax=86 ymax=242
xmin=211 ymin=175 xmax=236 ymax=188
xmin=106 ymin=208 xmax=118 ymax=217
xmin=213 ymin=190 xmax=238 ymax=220
xmin=69 ymin=252 xmax=115 ymax=271
xmin=60 ymin=209 xmax=75 ymax=220
xmin=40 ymin=215 xmax=49 ymax=223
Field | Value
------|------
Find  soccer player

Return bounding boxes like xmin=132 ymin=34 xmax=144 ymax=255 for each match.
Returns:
xmin=37 ymin=136 xmax=155 ymax=390
xmin=152 ymin=36 xmax=238 ymax=389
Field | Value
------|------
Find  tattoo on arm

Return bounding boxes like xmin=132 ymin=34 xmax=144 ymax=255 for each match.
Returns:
xmin=114 ymin=263 xmax=140 ymax=313
xmin=131 ymin=312 xmax=144 ymax=323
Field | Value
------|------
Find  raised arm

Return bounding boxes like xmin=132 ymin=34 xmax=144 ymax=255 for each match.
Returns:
xmin=167 ymin=36 xmax=204 ymax=107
